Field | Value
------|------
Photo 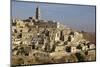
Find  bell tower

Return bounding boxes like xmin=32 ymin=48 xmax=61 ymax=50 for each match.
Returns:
xmin=35 ymin=6 xmax=40 ymax=20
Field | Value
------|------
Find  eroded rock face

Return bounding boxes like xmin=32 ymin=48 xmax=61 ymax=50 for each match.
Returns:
xmin=50 ymin=51 xmax=67 ymax=63
xmin=12 ymin=56 xmax=24 ymax=65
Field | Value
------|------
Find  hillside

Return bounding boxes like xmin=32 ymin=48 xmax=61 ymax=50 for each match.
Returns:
xmin=82 ymin=32 xmax=96 ymax=44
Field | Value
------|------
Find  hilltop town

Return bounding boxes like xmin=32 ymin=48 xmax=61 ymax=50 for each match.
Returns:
xmin=12 ymin=7 xmax=96 ymax=65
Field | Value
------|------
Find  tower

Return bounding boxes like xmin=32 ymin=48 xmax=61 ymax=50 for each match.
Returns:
xmin=35 ymin=6 xmax=40 ymax=20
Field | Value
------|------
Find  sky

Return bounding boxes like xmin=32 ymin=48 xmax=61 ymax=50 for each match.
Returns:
xmin=12 ymin=1 xmax=96 ymax=32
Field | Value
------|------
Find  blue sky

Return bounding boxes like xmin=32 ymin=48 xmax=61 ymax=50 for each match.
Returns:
xmin=12 ymin=1 xmax=96 ymax=32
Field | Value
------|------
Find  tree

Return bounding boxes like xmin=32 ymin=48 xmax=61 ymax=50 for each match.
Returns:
xmin=75 ymin=52 xmax=85 ymax=62
xmin=68 ymin=36 xmax=71 ymax=42
xmin=77 ymin=44 xmax=82 ymax=50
